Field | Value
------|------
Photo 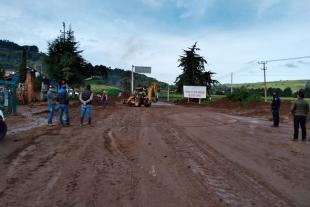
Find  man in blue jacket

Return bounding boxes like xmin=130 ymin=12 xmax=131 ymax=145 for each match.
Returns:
xmin=271 ymin=91 xmax=281 ymax=127
xmin=56 ymin=85 xmax=71 ymax=126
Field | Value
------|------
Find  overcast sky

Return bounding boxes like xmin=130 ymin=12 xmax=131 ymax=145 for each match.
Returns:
xmin=1 ymin=0 xmax=309 ymax=85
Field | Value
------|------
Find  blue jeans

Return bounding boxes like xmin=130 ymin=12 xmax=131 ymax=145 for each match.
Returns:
xmin=80 ymin=104 xmax=92 ymax=118
xmin=102 ymin=100 xmax=106 ymax=108
xmin=59 ymin=104 xmax=70 ymax=125
xmin=48 ymin=105 xmax=55 ymax=124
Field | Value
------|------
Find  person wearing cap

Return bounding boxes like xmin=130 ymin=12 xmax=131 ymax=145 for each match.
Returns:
xmin=290 ymin=91 xmax=309 ymax=141
xmin=47 ymin=86 xmax=56 ymax=126
xmin=79 ymin=84 xmax=93 ymax=127
xmin=56 ymin=84 xmax=71 ymax=126
xmin=270 ymin=90 xmax=281 ymax=127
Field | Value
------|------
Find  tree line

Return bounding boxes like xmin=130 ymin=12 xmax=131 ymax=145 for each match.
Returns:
xmin=212 ymin=82 xmax=310 ymax=98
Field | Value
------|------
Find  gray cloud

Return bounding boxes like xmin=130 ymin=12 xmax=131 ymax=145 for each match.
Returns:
xmin=297 ymin=60 xmax=310 ymax=65
xmin=87 ymin=39 xmax=98 ymax=43
xmin=283 ymin=62 xmax=298 ymax=68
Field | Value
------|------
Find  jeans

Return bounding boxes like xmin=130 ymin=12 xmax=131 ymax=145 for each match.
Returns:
xmin=80 ymin=104 xmax=92 ymax=118
xmin=59 ymin=104 xmax=70 ymax=125
xmin=102 ymin=100 xmax=106 ymax=108
xmin=48 ymin=105 xmax=55 ymax=124
xmin=272 ymin=111 xmax=279 ymax=126
xmin=294 ymin=115 xmax=306 ymax=140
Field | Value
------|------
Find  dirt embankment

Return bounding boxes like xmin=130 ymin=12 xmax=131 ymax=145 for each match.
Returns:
xmin=208 ymin=97 xmax=299 ymax=124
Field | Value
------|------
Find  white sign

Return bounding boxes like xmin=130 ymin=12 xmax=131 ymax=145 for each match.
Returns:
xmin=183 ymin=86 xmax=206 ymax=98
xmin=135 ymin=66 xmax=151 ymax=73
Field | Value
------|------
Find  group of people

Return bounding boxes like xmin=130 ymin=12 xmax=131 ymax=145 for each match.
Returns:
xmin=46 ymin=84 xmax=108 ymax=127
xmin=271 ymin=90 xmax=309 ymax=142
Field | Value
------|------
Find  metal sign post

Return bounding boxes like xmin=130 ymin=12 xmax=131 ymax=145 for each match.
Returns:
xmin=131 ymin=66 xmax=152 ymax=95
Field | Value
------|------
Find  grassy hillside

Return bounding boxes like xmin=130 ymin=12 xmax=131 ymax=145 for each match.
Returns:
xmin=233 ymin=80 xmax=309 ymax=92
xmin=84 ymin=78 xmax=121 ymax=96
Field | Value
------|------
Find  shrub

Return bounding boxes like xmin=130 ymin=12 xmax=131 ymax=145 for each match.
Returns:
xmin=227 ymin=86 xmax=262 ymax=104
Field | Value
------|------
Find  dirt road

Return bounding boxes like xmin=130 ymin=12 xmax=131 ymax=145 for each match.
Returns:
xmin=0 ymin=101 xmax=309 ymax=207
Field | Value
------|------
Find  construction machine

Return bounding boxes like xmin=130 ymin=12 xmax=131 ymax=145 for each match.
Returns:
xmin=122 ymin=83 xmax=158 ymax=107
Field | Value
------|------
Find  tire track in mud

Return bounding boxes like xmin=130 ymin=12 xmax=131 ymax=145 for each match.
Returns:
xmin=156 ymin=112 xmax=294 ymax=207
xmin=114 ymin=108 xmax=216 ymax=206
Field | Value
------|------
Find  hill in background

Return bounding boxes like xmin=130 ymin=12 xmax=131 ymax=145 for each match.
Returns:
xmin=232 ymin=80 xmax=309 ymax=92
xmin=0 ymin=39 xmax=45 ymax=71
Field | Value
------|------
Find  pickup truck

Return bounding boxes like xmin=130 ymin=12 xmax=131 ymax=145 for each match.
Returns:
xmin=0 ymin=110 xmax=7 ymax=141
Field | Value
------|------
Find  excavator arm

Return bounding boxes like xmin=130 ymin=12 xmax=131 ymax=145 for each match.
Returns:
xmin=147 ymin=82 xmax=158 ymax=103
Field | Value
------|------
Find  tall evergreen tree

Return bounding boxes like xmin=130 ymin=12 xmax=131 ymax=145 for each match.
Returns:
xmin=175 ymin=42 xmax=218 ymax=95
xmin=44 ymin=25 xmax=86 ymax=88
xmin=18 ymin=49 xmax=27 ymax=83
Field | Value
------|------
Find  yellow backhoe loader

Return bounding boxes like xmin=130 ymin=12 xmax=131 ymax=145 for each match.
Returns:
xmin=122 ymin=83 xmax=158 ymax=107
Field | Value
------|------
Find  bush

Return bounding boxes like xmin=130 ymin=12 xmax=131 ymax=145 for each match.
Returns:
xmin=227 ymin=86 xmax=262 ymax=104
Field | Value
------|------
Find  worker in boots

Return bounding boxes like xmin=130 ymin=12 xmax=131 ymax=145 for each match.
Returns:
xmin=79 ymin=85 xmax=93 ymax=127
xmin=271 ymin=90 xmax=281 ymax=127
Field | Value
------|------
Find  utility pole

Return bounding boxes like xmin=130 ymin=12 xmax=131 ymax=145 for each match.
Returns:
xmin=258 ymin=61 xmax=267 ymax=102
xmin=167 ymin=86 xmax=169 ymax=101
xmin=131 ymin=65 xmax=134 ymax=95
xmin=60 ymin=22 xmax=66 ymax=41
xmin=231 ymin=72 xmax=233 ymax=93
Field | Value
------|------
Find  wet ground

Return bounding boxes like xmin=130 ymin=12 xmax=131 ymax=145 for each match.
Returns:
xmin=0 ymin=101 xmax=309 ymax=207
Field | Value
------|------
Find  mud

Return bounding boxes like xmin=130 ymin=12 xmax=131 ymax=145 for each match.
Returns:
xmin=0 ymin=100 xmax=309 ymax=207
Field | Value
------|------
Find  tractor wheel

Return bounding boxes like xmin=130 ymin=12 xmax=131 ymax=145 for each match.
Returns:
xmin=134 ymin=99 xmax=141 ymax=107
xmin=145 ymin=103 xmax=151 ymax=107
xmin=0 ymin=119 xmax=7 ymax=141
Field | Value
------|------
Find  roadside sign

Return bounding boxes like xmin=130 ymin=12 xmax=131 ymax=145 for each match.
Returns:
xmin=135 ymin=66 xmax=151 ymax=73
xmin=183 ymin=86 xmax=206 ymax=98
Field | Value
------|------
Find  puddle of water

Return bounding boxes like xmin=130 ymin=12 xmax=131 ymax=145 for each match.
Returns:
xmin=7 ymin=116 xmax=48 ymax=135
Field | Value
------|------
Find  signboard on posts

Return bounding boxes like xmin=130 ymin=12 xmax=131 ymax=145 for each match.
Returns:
xmin=135 ymin=66 xmax=151 ymax=73
xmin=183 ymin=86 xmax=207 ymax=98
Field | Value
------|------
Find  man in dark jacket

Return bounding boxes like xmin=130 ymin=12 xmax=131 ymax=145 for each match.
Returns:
xmin=271 ymin=91 xmax=281 ymax=127
xmin=56 ymin=85 xmax=71 ymax=126
xmin=79 ymin=85 xmax=93 ymax=127
xmin=47 ymin=86 xmax=56 ymax=126
xmin=290 ymin=91 xmax=309 ymax=141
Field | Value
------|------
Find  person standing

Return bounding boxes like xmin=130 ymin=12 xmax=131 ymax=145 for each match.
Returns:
xmin=290 ymin=91 xmax=309 ymax=141
xmin=271 ymin=91 xmax=281 ymax=127
xmin=47 ymin=86 xmax=56 ymax=126
xmin=101 ymin=91 xmax=107 ymax=108
xmin=56 ymin=85 xmax=71 ymax=126
xmin=80 ymin=85 xmax=93 ymax=127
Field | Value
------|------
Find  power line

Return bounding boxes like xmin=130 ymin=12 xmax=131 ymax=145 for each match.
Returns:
xmin=264 ymin=55 xmax=310 ymax=63
xmin=216 ymin=63 xmax=258 ymax=80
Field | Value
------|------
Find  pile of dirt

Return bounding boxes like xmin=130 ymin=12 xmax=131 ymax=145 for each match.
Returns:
xmin=208 ymin=97 xmax=243 ymax=109
xmin=242 ymin=100 xmax=270 ymax=109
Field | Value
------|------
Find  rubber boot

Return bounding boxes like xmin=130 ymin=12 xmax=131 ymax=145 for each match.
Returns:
xmin=88 ymin=117 xmax=93 ymax=127
xmin=80 ymin=117 xmax=83 ymax=127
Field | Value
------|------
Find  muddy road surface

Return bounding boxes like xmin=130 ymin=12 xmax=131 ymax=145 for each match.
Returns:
xmin=0 ymin=102 xmax=309 ymax=207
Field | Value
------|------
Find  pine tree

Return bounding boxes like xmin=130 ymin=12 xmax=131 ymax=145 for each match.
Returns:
xmin=175 ymin=42 xmax=218 ymax=95
xmin=18 ymin=49 xmax=27 ymax=83
xmin=44 ymin=25 xmax=86 ymax=88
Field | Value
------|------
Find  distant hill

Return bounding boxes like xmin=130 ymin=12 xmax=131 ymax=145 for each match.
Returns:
xmin=0 ymin=39 xmax=45 ymax=71
xmin=232 ymin=80 xmax=309 ymax=92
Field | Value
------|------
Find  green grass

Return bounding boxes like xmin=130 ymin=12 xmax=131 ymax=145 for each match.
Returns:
xmin=83 ymin=78 xmax=122 ymax=96
xmin=234 ymin=80 xmax=309 ymax=92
